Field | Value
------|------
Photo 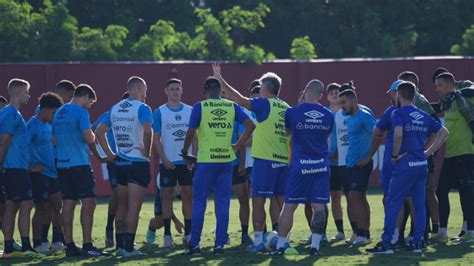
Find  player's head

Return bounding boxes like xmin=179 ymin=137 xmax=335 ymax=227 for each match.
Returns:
xmin=122 ymin=91 xmax=129 ymax=99
xmin=398 ymin=71 xmax=419 ymax=90
xmin=55 ymin=80 xmax=76 ymax=103
xmin=127 ymin=76 xmax=147 ymax=102
xmin=338 ymin=88 xmax=358 ymax=115
xmin=7 ymin=78 xmax=30 ymax=106
xmin=249 ymin=79 xmax=260 ymax=98
xmin=397 ymin=81 xmax=416 ymax=104
xmin=386 ymin=80 xmax=403 ymax=105
xmin=165 ymin=78 xmax=183 ymax=103
xmin=434 ymin=72 xmax=455 ymax=97
xmin=432 ymin=67 xmax=448 ymax=84
xmin=326 ymin=82 xmax=341 ymax=106
xmin=304 ymin=79 xmax=324 ymax=103
xmin=204 ymin=77 xmax=221 ymax=98
xmin=0 ymin=96 xmax=8 ymax=109
xmin=73 ymin=84 xmax=97 ymax=109
xmin=39 ymin=92 xmax=64 ymax=122
xmin=259 ymin=72 xmax=281 ymax=98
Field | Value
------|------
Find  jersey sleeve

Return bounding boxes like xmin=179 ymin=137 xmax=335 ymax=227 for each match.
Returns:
xmin=250 ymin=98 xmax=271 ymax=122
xmin=390 ymin=110 xmax=403 ymax=128
xmin=92 ymin=112 xmax=107 ymax=131
xmin=3 ymin=109 xmax=17 ymax=135
xmin=26 ymin=120 xmax=35 ymax=146
xmin=152 ymin=109 xmax=162 ymax=133
xmin=138 ymin=104 xmax=153 ymax=124
xmin=363 ymin=111 xmax=377 ymax=132
xmin=79 ymin=108 xmax=92 ymax=131
xmin=189 ymin=103 xmax=202 ymax=129
xmin=284 ymin=108 xmax=292 ymax=132
xmin=234 ymin=103 xmax=250 ymax=124
xmin=376 ymin=108 xmax=393 ymax=131
xmin=102 ymin=111 xmax=112 ymax=128
xmin=427 ymin=115 xmax=442 ymax=135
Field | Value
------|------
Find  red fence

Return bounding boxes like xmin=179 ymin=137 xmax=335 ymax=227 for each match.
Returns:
xmin=1 ymin=57 xmax=472 ymax=196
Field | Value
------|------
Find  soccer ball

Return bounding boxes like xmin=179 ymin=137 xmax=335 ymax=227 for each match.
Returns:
xmin=263 ymin=231 xmax=278 ymax=251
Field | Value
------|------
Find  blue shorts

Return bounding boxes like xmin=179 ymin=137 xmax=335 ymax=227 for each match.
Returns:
xmin=285 ymin=159 xmax=330 ymax=204
xmin=251 ymin=158 xmax=289 ymax=198
xmin=3 ymin=169 xmax=32 ymax=202
xmin=380 ymin=161 xmax=394 ymax=195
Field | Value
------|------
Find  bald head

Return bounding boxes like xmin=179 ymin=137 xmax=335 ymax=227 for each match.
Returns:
xmin=304 ymin=79 xmax=324 ymax=103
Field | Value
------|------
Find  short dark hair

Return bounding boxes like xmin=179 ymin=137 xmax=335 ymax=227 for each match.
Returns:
xmin=0 ymin=96 xmax=8 ymax=104
xmin=435 ymin=72 xmax=455 ymax=84
xmin=397 ymin=81 xmax=416 ymax=101
xmin=398 ymin=71 xmax=419 ymax=86
xmin=432 ymin=67 xmax=448 ymax=84
xmin=7 ymin=78 xmax=30 ymax=94
xmin=260 ymin=72 xmax=282 ymax=95
xmin=166 ymin=78 xmax=182 ymax=87
xmin=39 ymin=92 xmax=64 ymax=109
xmin=74 ymin=84 xmax=97 ymax=100
xmin=250 ymin=85 xmax=261 ymax=95
xmin=204 ymin=77 xmax=221 ymax=91
xmin=339 ymin=81 xmax=356 ymax=92
xmin=249 ymin=79 xmax=260 ymax=90
xmin=326 ymin=83 xmax=341 ymax=93
xmin=338 ymin=89 xmax=357 ymax=100
xmin=122 ymin=91 xmax=129 ymax=99
xmin=56 ymin=80 xmax=76 ymax=92
xmin=127 ymin=76 xmax=146 ymax=91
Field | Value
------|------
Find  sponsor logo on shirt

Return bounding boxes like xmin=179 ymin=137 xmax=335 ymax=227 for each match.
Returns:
xmin=119 ymin=101 xmax=132 ymax=109
xmin=172 ymin=129 xmax=186 ymax=138
xmin=278 ymin=111 xmax=286 ymax=119
xmin=175 ymin=114 xmax=182 ymax=121
xmin=304 ymin=110 xmax=324 ymax=119
xmin=211 ymin=108 xmax=227 ymax=117
xmin=408 ymin=160 xmax=428 ymax=167
xmin=300 ymin=158 xmax=325 ymax=164
xmin=295 ymin=122 xmax=330 ymax=130
xmin=409 ymin=111 xmax=423 ymax=121
xmin=301 ymin=166 xmax=328 ymax=175
xmin=271 ymin=162 xmax=288 ymax=168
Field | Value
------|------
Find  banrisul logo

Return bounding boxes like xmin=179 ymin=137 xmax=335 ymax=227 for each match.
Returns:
xmin=304 ymin=110 xmax=324 ymax=119
xmin=409 ymin=111 xmax=423 ymax=121
xmin=172 ymin=130 xmax=187 ymax=138
xmin=211 ymin=108 xmax=227 ymax=117
xmin=120 ymin=101 xmax=132 ymax=109
xmin=278 ymin=111 xmax=286 ymax=119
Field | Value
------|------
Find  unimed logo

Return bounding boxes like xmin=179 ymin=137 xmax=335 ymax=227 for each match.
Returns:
xmin=211 ymin=109 xmax=227 ymax=117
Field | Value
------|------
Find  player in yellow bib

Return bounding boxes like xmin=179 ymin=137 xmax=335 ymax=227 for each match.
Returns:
xmin=212 ymin=64 xmax=290 ymax=252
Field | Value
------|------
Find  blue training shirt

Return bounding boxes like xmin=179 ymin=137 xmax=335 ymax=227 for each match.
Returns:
xmin=285 ymin=103 xmax=334 ymax=161
xmin=391 ymin=105 xmax=441 ymax=160
xmin=376 ymin=106 xmax=398 ymax=167
xmin=346 ymin=107 xmax=377 ymax=167
xmin=0 ymin=106 xmax=29 ymax=170
xmin=92 ymin=111 xmax=116 ymax=153
xmin=27 ymin=116 xmax=57 ymax=178
xmin=53 ymin=103 xmax=92 ymax=168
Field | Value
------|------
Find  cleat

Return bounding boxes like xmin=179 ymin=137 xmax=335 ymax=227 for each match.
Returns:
xmin=246 ymin=243 xmax=265 ymax=253
xmin=366 ymin=242 xmax=394 ymax=254
xmin=163 ymin=235 xmax=173 ymax=248
xmin=270 ymin=247 xmax=286 ymax=256
xmin=122 ymin=249 xmax=147 ymax=257
xmin=345 ymin=234 xmax=357 ymax=244
xmin=66 ymin=246 xmax=82 ymax=257
xmin=352 ymin=236 xmax=372 ymax=246
xmin=105 ymin=230 xmax=114 ymax=248
xmin=181 ymin=245 xmax=201 ymax=255
xmin=213 ymin=246 xmax=224 ymax=255
xmin=82 ymin=246 xmax=110 ymax=257
xmin=330 ymin=232 xmax=346 ymax=242
xmin=116 ymin=248 xmax=125 ymax=256
xmin=309 ymin=247 xmax=319 ymax=255
xmin=35 ymin=242 xmax=50 ymax=253
xmin=145 ymin=229 xmax=156 ymax=244
xmin=50 ymin=242 xmax=65 ymax=252
xmin=241 ymin=234 xmax=253 ymax=245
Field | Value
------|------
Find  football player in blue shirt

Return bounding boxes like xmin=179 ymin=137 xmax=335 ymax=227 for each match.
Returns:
xmin=367 ymin=81 xmax=448 ymax=254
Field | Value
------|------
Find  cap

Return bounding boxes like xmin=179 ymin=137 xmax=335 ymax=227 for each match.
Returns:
xmin=386 ymin=80 xmax=403 ymax=94
xmin=204 ymin=77 xmax=220 ymax=90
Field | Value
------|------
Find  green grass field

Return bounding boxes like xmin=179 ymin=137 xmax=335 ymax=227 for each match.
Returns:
xmin=1 ymin=189 xmax=472 ymax=265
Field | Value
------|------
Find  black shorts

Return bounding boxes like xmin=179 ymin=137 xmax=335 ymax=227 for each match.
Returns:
xmin=349 ymin=160 xmax=373 ymax=192
xmin=246 ymin=167 xmax=253 ymax=184
xmin=154 ymin=187 xmax=162 ymax=216
xmin=58 ymin=165 xmax=96 ymax=201
xmin=30 ymin=173 xmax=60 ymax=204
xmin=427 ymin=155 xmax=435 ymax=174
xmin=159 ymin=164 xmax=193 ymax=187
xmin=330 ymin=165 xmax=351 ymax=194
xmin=107 ymin=162 xmax=118 ymax=189
xmin=116 ymin=160 xmax=151 ymax=188
xmin=0 ymin=175 xmax=5 ymax=203
xmin=438 ymin=154 xmax=474 ymax=189
xmin=3 ymin=169 xmax=32 ymax=202
xmin=232 ymin=166 xmax=249 ymax=185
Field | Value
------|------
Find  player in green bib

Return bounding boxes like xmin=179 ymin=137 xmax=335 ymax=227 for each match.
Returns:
xmin=181 ymin=77 xmax=255 ymax=255
xmin=212 ymin=64 xmax=290 ymax=252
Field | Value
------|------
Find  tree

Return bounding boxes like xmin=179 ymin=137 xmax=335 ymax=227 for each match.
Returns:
xmin=0 ymin=0 xmax=33 ymax=61
xmin=290 ymin=36 xmax=316 ymax=60
xmin=451 ymin=25 xmax=474 ymax=55
xmin=73 ymin=25 xmax=128 ymax=60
